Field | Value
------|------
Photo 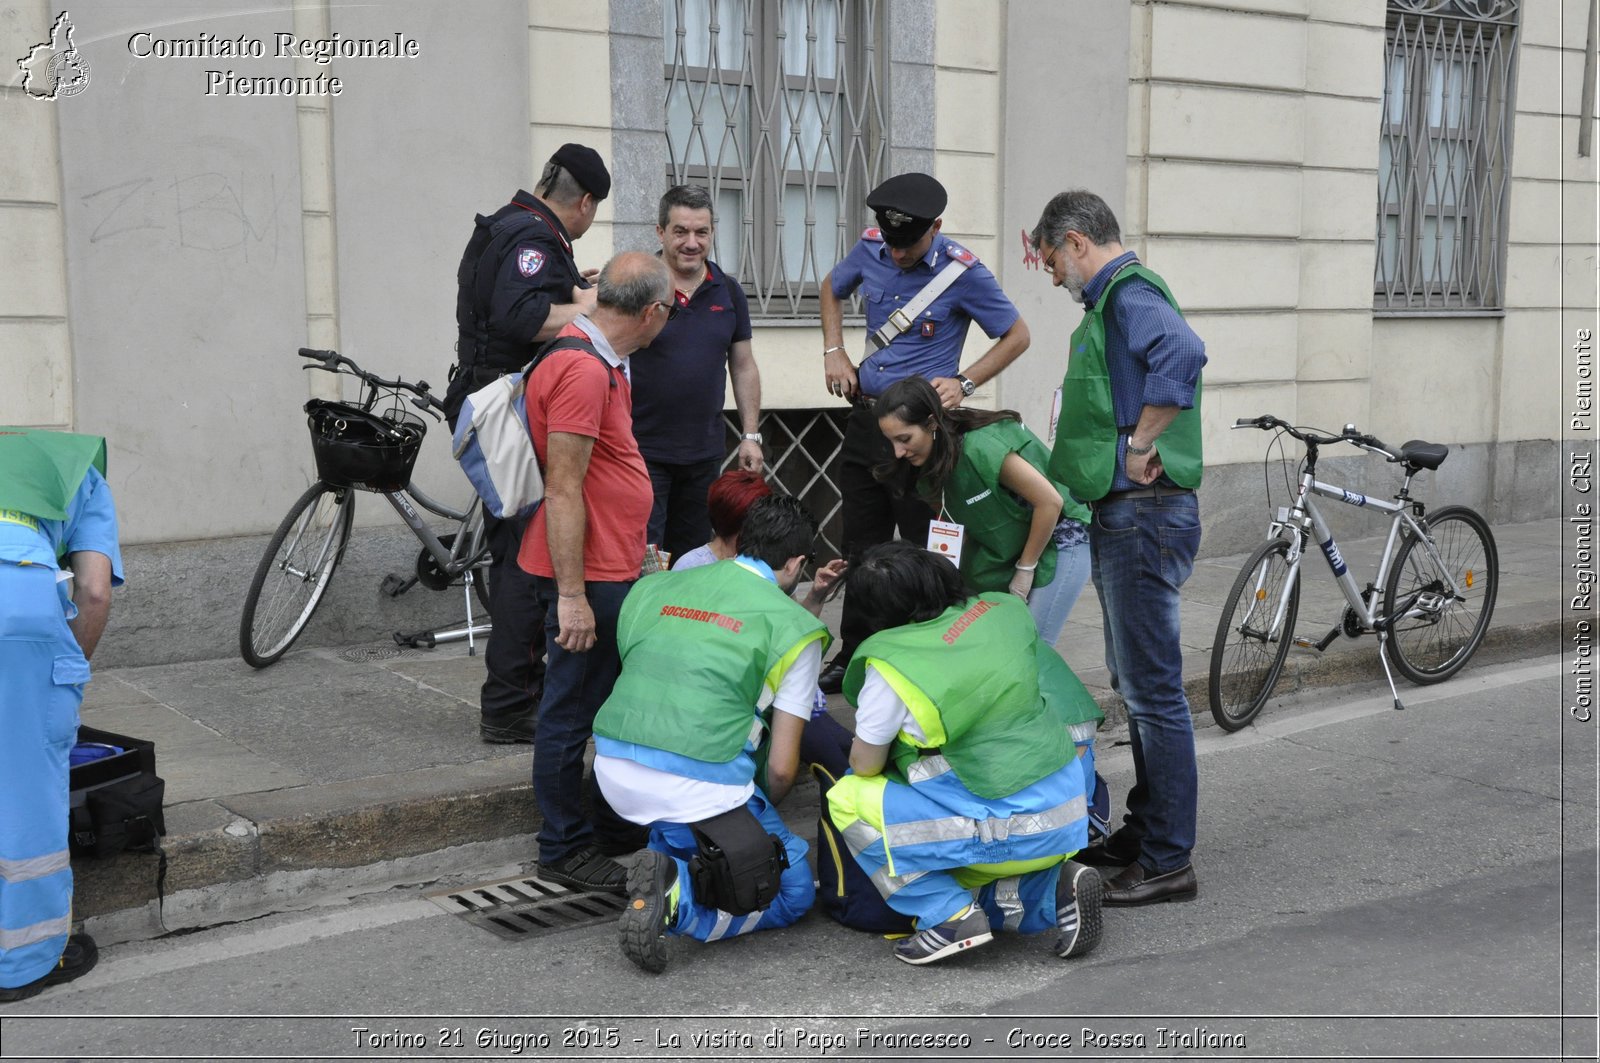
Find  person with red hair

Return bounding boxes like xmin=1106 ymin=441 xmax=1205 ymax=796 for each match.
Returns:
xmin=670 ymin=469 xmax=772 ymax=570
xmin=673 ymin=471 xmax=846 ymax=620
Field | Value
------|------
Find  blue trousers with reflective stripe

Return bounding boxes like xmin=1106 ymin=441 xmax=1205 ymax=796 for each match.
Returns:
xmin=0 ymin=565 xmax=84 ymax=989
xmin=848 ymin=828 xmax=1064 ymax=932
xmin=850 ymin=761 xmax=1088 ymax=930
xmin=650 ymin=790 xmax=813 ymax=943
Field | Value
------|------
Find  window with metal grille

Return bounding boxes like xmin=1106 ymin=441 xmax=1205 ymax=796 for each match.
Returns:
xmin=721 ymin=408 xmax=847 ymax=558
xmin=664 ymin=0 xmax=887 ymax=319
xmin=1375 ymin=0 xmax=1520 ymax=312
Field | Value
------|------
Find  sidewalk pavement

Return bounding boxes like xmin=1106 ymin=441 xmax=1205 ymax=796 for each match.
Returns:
xmin=72 ymin=516 xmax=1566 ymax=940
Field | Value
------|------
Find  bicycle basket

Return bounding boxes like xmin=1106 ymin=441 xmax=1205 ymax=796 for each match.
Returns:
xmin=305 ymin=399 xmax=425 ymax=490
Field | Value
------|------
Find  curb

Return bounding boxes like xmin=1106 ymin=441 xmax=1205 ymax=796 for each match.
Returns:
xmin=75 ymin=762 xmax=827 ymax=945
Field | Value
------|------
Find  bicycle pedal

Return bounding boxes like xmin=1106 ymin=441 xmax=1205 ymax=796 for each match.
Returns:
xmin=379 ymin=573 xmax=410 ymax=598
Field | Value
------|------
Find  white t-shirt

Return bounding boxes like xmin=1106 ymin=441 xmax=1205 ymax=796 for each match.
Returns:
xmin=595 ymin=639 xmax=824 ymax=825
xmin=850 ymin=663 xmax=929 ymax=746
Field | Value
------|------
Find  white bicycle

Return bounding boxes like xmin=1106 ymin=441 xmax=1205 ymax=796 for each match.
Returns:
xmin=1208 ymin=415 xmax=1498 ymax=731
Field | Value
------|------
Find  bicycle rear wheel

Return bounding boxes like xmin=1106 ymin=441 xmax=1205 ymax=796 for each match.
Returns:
xmin=1382 ymin=505 xmax=1497 ymax=684
xmin=1209 ymin=538 xmax=1301 ymax=731
xmin=239 ymin=482 xmax=354 ymax=668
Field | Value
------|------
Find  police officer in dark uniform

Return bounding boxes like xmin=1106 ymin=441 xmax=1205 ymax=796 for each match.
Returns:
xmin=449 ymin=143 xmax=611 ymax=743
xmin=817 ymin=173 xmax=1031 ymax=693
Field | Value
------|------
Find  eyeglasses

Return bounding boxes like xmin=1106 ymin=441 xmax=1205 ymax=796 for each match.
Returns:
xmin=1041 ymin=244 xmax=1059 ymax=271
xmin=654 ymin=300 xmax=680 ymax=320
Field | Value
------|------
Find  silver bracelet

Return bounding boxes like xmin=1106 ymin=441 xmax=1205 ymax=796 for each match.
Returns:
xmin=1014 ymin=561 xmax=1038 ymax=572
xmin=823 ymin=345 xmax=846 ymax=356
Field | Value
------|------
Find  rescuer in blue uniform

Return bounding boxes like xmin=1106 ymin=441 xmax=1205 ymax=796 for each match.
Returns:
xmin=594 ymin=496 xmax=829 ymax=972
xmin=0 ymin=429 xmax=123 ymax=1003
xmin=817 ymin=173 xmax=1031 ymax=693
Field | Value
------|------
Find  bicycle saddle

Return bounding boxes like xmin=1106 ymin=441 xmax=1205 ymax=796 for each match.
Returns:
xmin=1397 ymin=439 xmax=1448 ymax=470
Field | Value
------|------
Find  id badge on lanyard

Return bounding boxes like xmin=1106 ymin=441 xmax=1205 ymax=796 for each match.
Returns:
xmin=927 ymin=519 xmax=966 ymax=568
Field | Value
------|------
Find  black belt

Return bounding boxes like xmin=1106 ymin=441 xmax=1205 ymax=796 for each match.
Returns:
xmin=1096 ymin=484 xmax=1194 ymax=506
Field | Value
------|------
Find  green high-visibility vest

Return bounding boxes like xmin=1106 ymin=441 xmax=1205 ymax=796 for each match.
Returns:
xmin=0 ymin=428 xmax=106 ymax=521
xmin=943 ymin=420 xmax=1090 ymax=593
xmin=595 ymin=560 xmax=830 ymax=765
xmin=1047 ymin=264 xmax=1203 ymax=502
xmin=843 ymin=593 xmax=1084 ymax=800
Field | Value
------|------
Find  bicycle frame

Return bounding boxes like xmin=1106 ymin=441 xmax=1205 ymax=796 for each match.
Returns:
xmin=378 ymin=481 xmax=487 ymax=581
xmin=1266 ymin=464 xmax=1458 ymax=636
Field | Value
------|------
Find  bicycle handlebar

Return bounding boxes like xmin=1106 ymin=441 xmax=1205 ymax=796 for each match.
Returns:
xmin=297 ymin=347 xmax=445 ymax=411
xmin=1234 ymin=414 xmax=1398 ymax=460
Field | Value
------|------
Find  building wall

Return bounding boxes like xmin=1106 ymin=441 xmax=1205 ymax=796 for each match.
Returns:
xmin=1 ymin=0 xmax=1589 ymax=666
xmin=0 ymin=0 xmax=74 ymax=431
xmin=1118 ymin=0 xmax=1575 ymax=550
xmin=1370 ymin=0 xmax=1592 ymax=510
xmin=999 ymin=0 xmax=1133 ymax=435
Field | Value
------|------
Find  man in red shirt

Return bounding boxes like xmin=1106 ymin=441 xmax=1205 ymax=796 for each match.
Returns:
xmin=519 ymin=251 xmax=675 ymax=893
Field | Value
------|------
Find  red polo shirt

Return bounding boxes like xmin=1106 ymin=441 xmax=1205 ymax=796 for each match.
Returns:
xmin=517 ymin=322 xmax=652 ymax=582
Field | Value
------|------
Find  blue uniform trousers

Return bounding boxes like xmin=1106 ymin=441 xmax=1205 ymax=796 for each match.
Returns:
xmin=651 ymin=790 xmax=813 ymax=942
xmin=0 ymin=565 xmax=85 ymax=988
xmin=830 ymin=759 xmax=1088 ymax=931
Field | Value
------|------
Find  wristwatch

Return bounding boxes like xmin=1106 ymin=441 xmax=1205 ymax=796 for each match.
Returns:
xmin=741 ymin=432 xmax=763 ymax=445
xmin=956 ymin=374 xmax=976 ymax=398
xmin=1125 ymin=435 xmax=1155 ymax=456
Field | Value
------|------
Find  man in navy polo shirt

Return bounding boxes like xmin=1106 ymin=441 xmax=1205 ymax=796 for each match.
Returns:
xmin=817 ymin=172 xmax=1031 ymax=692
xmin=630 ymin=185 xmax=764 ymax=563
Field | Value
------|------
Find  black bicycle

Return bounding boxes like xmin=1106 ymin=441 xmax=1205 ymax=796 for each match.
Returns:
xmin=238 ymin=348 xmax=490 ymax=668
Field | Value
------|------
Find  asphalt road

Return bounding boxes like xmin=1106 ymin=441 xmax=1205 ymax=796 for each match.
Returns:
xmin=3 ymin=657 xmax=1594 ymax=1063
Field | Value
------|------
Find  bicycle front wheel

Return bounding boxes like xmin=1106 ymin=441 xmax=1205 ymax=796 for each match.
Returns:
xmin=239 ymin=482 xmax=354 ymax=668
xmin=1209 ymin=538 xmax=1301 ymax=731
xmin=1382 ymin=505 xmax=1497 ymax=684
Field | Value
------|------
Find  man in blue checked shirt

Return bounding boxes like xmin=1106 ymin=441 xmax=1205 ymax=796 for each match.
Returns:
xmin=818 ymin=173 xmax=1031 ymax=694
xmin=1030 ymin=189 xmax=1206 ymax=908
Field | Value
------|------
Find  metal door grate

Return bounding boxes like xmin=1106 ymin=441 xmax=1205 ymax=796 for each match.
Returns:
xmin=724 ymin=407 xmax=847 ymax=558
xmin=424 ymin=874 xmax=627 ymax=942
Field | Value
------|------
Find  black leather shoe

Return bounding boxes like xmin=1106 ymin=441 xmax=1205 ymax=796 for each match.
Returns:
xmin=1075 ymin=832 xmax=1142 ymax=869
xmin=817 ymin=658 xmax=848 ymax=696
xmin=1102 ymin=862 xmax=1198 ymax=906
xmin=480 ymin=709 xmax=535 ymax=744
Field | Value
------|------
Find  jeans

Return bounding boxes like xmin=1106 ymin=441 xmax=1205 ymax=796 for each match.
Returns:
xmin=530 ymin=576 xmax=639 ymax=864
xmin=479 ymin=512 xmax=546 ymax=723
xmin=1089 ymin=491 xmax=1201 ymax=874
xmin=1028 ymin=539 xmax=1090 ymax=647
xmin=645 ymin=457 xmax=722 ymax=563
xmin=651 ymin=791 xmax=813 ymax=940
xmin=835 ymin=402 xmax=935 ymax=658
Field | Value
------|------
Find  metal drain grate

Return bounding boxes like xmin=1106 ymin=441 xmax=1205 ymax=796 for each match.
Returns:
xmin=424 ymin=874 xmax=627 ymax=941
xmin=340 ymin=645 xmax=403 ymax=663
